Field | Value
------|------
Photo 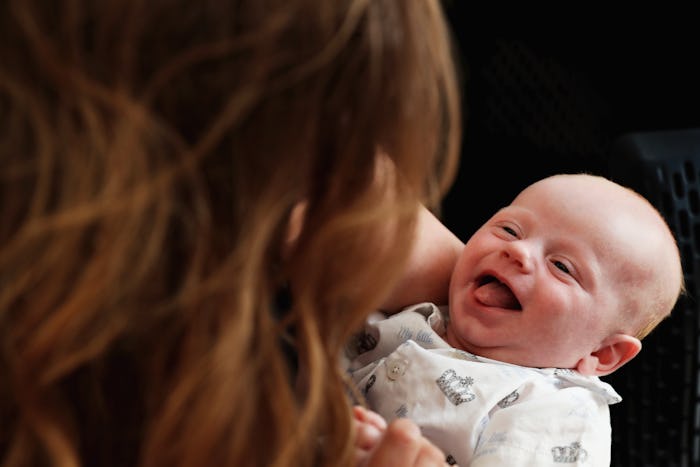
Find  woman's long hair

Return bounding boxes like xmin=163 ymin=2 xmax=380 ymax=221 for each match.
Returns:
xmin=0 ymin=0 xmax=461 ymax=465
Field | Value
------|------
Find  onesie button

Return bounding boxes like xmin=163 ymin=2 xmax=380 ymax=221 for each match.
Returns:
xmin=385 ymin=357 xmax=408 ymax=380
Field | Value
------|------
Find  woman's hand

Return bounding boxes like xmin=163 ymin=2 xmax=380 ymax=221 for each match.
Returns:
xmin=354 ymin=406 xmax=453 ymax=467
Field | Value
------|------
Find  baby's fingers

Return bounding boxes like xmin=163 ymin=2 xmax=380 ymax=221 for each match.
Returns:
xmin=353 ymin=406 xmax=387 ymax=432
xmin=363 ymin=418 xmax=449 ymax=467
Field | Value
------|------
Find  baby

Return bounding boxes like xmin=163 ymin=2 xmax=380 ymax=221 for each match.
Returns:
xmin=348 ymin=173 xmax=683 ymax=466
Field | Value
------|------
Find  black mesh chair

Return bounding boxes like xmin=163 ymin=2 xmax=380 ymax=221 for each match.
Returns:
xmin=606 ymin=128 xmax=700 ymax=467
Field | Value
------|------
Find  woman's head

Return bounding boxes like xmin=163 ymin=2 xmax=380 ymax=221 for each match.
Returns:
xmin=0 ymin=1 xmax=461 ymax=466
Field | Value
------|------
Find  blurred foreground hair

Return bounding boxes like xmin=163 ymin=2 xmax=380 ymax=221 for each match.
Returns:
xmin=0 ymin=1 xmax=461 ymax=465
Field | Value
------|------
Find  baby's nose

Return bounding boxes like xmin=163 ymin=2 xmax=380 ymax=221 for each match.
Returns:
xmin=501 ymin=241 xmax=534 ymax=273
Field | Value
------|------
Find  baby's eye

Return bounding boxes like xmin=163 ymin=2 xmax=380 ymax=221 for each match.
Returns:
xmin=502 ymin=226 xmax=518 ymax=237
xmin=552 ymin=260 xmax=571 ymax=275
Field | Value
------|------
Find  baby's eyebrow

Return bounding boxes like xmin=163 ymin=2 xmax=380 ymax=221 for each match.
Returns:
xmin=494 ymin=206 xmax=533 ymax=225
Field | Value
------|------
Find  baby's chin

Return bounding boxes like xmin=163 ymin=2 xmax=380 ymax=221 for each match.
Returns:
xmin=443 ymin=321 xmax=471 ymax=352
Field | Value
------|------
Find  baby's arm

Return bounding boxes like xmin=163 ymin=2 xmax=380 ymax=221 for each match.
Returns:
xmin=380 ymin=205 xmax=464 ymax=312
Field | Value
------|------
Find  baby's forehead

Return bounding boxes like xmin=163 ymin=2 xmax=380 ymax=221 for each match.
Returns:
xmin=511 ymin=175 xmax=681 ymax=302
xmin=507 ymin=191 xmax=665 ymax=267
xmin=512 ymin=178 xmax=662 ymax=235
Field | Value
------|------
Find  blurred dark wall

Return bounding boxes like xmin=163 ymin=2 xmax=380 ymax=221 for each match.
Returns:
xmin=441 ymin=6 xmax=700 ymax=240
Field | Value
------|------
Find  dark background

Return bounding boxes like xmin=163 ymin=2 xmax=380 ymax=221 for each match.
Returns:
xmin=441 ymin=9 xmax=700 ymax=240
xmin=442 ymin=6 xmax=700 ymax=467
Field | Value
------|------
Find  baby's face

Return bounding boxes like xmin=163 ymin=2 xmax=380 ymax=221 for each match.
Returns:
xmin=446 ymin=175 xmax=678 ymax=371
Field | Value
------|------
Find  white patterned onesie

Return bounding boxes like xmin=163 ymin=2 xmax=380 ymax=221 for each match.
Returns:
xmin=346 ymin=302 xmax=622 ymax=466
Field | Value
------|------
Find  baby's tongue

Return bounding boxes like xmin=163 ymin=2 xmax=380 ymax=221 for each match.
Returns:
xmin=474 ymin=281 xmax=519 ymax=309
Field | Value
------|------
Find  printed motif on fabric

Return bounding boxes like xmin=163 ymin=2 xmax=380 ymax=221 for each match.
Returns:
xmin=397 ymin=326 xmax=435 ymax=346
xmin=552 ymin=442 xmax=588 ymax=463
xmin=363 ymin=374 xmax=376 ymax=395
xmin=436 ymin=369 xmax=476 ymax=405
xmin=497 ymin=389 xmax=520 ymax=408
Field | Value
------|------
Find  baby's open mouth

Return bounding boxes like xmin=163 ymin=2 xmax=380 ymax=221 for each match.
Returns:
xmin=474 ymin=275 xmax=522 ymax=310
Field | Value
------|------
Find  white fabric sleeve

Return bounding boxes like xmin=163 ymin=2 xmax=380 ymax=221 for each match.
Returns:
xmin=469 ymin=385 xmax=611 ymax=466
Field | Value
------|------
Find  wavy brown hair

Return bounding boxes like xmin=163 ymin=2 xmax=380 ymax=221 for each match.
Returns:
xmin=0 ymin=0 xmax=462 ymax=466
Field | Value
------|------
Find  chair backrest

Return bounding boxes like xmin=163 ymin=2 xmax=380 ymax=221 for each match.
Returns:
xmin=607 ymin=128 xmax=700 ymax=467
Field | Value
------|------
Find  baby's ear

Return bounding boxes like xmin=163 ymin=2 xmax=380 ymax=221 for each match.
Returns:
xmin=576 ymin=334 xmax=642 ymax=376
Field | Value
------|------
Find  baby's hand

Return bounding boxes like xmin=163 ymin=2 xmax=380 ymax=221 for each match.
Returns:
xmin=353 ymin=406 xmax=454 ymax=467
xmin=353 ymin=406 xmax=387 ymax=463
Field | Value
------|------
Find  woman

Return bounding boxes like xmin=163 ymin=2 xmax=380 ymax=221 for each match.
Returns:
xmin=0 ymin=0 xmax=462 ymax=465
